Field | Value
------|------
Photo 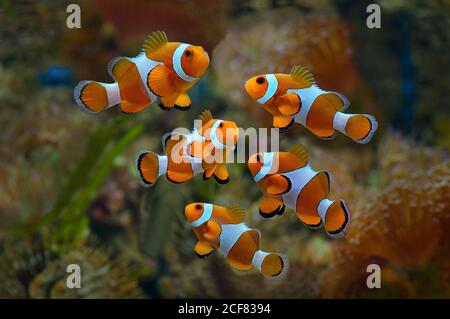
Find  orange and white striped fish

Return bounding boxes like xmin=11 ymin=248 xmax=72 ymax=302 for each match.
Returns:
xmin=245 ymin=66 xmax=377 ymax=143
xmin=247 ymin=145 xmax=350 ymax=238
xmin=74 ymin=31 xmax=210 ymax=114
xmin=136 ymin=111 xmax=238 ymax=186
xmin=185 ymin=202 xmax=287 ymax=278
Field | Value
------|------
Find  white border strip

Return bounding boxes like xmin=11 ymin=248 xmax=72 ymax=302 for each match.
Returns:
xmin=253 ymin=152 xmax=275 ymax=182
xmin=157 ymin=155 xmax=168 ymax=178
xmin=191 ymin=203 xmax=213 ymax=227
xmin=333 ymin=112 xmax=352 ymax=134
xmin=257 ymin=74 xmax=278 ymax=104
xmin=317 ymin=198 xmax=333 ymax=220
xmin=210 ymin=120 xmax=228 ymax=150
xmin=104 ymin=83 xmax=121 ymax=106
xmin=173 ymin=43 xmax=197 ymax=82
xmin=252 ymin=250 xmax=270 ymax=271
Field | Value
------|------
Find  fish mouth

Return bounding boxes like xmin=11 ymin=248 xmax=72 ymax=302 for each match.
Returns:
xmin=244 ymin=80 xmax=258 ymax=100
xmin=193 ymin=55 xmax=210 ymax=77
xmin=184 ymin=205 xmax=194 ymax=222
xmin=244 ymin=80 xmax=251 ymax=93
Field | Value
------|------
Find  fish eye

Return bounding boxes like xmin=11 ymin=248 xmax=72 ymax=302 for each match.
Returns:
xmin=256 ymin=77 xmax=265 ymax=84
xmin=256 ymin=154 xmax=261 ymax=162
xmin=195 ymin=204 xmax=202 ymax=210
xmin=218 ymin=122 xmax=223 ymax=128
xmin=185 ymin=50 xmax=192 ymax=57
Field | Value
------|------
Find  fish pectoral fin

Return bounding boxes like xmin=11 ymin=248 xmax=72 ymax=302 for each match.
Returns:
xmin=213 ymin=164 xmax=229 ymax=184
xmin=194 ymin=241 xmax=215 ymax=258
xmin=259 ymin=197 xmax=285 ymax=218
xmin=203 ymin=220 xmax=222 ymax=241
xmin=203 ymin=164 xmax=217 ymax=180
xmin=273 ymin=115 xmax=294 ymax=131
xmin=277 ymin=93 xmax=301 ymax=116
xmin=175 ymin=93 xmax=192 ymax=109
xmin=147 ymin=64 xmax=177 ymax=98
xmin=265 ymin=174 xmax=291 ymax=195
xmin=160 ymin=92 xmax=179 ymax=108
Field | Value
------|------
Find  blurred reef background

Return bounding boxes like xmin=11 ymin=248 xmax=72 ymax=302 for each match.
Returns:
xmin=0 ymin=0 xmax=449 ymax=298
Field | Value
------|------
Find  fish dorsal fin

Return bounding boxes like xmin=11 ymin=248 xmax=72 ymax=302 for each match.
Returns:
xmin=289 ymin=144 xmax=309 ymax=165
xmin=226 ymin=204 xmax=246 ymax=223
xmin=143 ymin=31 xmax=168 ymax=53
xmin=199 ymin=110 xmax=213 ymax=125
xmin=290 ymin=65 xmax=315 ymax=86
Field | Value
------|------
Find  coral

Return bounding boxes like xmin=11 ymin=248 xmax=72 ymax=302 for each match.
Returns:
xmin=348 ymin=162 xmax=449 ymax=267
xmin=0 ymin=235 xmax=54 ymax=298
xmin=319 ymin=161 xmax=450 ymax=298
xmin=0 ymin=235 xmax=150 ymax=298
xmin=29 ymin=247 xmax=147 ymax=299
xmin=377 ymin=131 xmax=448 ymax=183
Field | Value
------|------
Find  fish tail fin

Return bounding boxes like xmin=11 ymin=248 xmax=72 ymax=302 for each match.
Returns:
xmin=317 ymin=199 xmax=351 ymax=238
xmin=136 ymin=151 xmax=168 ymax=187
xmin=333 ymin=112 xmax=378 ymax=144
xmin=252 ymin=250 xmax=288 ymax=279
xmin=74 ymin=80 xmax=121 ymax=113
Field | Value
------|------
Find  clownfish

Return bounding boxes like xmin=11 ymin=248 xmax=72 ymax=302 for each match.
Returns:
xmin=74 ymin=31 xmax=210 ymax=114
xmin=136 ymin=110 xmax=238 ymax=185
xmin=247 ymin=145 xmax=350 ymax=238
xmin=245 ymin=66 xmax=378 ymax=143
xmin=185 ymin=202 xmax=287 ymax=278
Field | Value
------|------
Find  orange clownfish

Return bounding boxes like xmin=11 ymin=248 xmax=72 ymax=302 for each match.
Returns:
xmin=245 ymin=66 xmax=377 ymax=143
xmin=74 ymin=31 xmax=210 ymax=114
xmin=136 ymin=111 xmax=238 ymax=185
xmin=185 ymin=202 xmax=287 ymax=278
xmin=247 ymin=145 xmax=350 ymax=238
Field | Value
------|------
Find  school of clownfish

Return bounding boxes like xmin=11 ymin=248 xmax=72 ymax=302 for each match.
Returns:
xmin=74 ymin=31 xmax=378 ymax=278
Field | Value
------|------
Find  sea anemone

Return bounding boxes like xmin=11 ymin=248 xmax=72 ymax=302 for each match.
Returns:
xmin=319 ymin=161 xmax=450 ymax=298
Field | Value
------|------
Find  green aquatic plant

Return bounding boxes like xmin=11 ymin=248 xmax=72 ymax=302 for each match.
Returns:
xmin=28 ymin=247 xmax=148 ymax=299
xmin=43 ymin=117 xmax=143 ymax=254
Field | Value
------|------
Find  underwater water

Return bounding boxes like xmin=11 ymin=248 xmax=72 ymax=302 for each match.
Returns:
xmin=0 ymin=0 xmax=449 ymax=299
